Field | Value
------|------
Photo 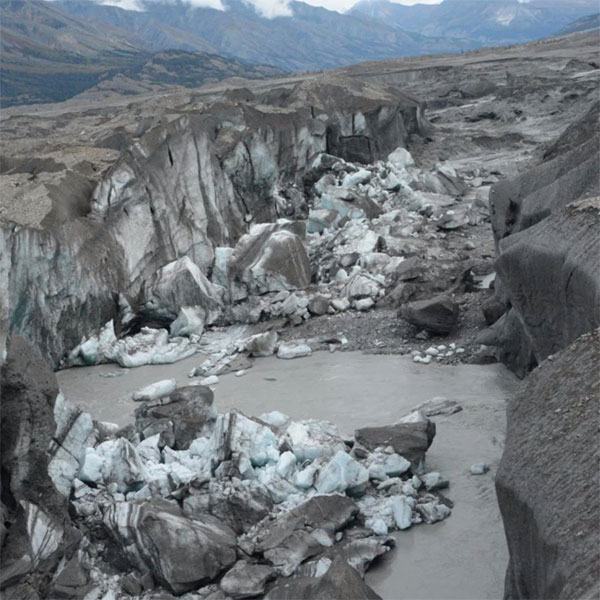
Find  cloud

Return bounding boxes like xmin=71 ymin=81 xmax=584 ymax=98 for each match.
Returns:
xmin=85 ymin=0 xmax=227 ymax=12
xmin=46 ymin=0 xmax=444 ymax=20
xmin=182 ymin=0 xmax=227 ymax=8
xmin=97 ymin=0 xmax=146 ymax=10
xmin=244 ymin=0 xmax=293 ymax=18
xmin=387 ymin=0 xmax=441 ymax=5
xmin=301 ymin=0 xmax=349 ymax=11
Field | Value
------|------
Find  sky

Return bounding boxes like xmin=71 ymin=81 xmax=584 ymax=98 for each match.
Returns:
xmin=83 ymin=0 xmax=444 ymax=18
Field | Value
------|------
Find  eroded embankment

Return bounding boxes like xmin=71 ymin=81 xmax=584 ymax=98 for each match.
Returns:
xmin=486 ymin=102 xmax=600 ymax=599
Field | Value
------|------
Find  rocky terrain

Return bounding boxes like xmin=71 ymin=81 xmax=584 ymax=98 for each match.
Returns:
xmin=1 ymin=28 xmax=599 ymax=600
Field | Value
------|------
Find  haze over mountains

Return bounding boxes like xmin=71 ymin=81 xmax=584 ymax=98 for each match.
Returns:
xmin=1 ymin=0 xmax=598 ymax=106
xmin=350 ymin=0 xmax=599 ymax=46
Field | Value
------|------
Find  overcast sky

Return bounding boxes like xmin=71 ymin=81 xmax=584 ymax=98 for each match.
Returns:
xmin=87 ymin=0 xmax=444 ymax=18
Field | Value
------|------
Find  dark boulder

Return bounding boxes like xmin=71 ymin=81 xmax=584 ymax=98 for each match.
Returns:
xmin=103 ymin=500 xmax=237 ymax=595
xmin=220 ymin=560 xmax=274 ymax=598
xmin=320 ymin=533 xmax=395 ymax=576
xmin=400 ymin=294 xmax=459 ymax=335
xmin=308 ymin=296 xmax=331 ymax=316
xmin=481 ymin=294 xmax=506 ymax=325
xmin=134 ymin=385 xmax=217 ymax=449
xmin=247 ymin=495 xmax=359 ymax=576
xmin=229 ymin=222 xmax=311 ymax=295
xmin=184 ymin=485 xmax=274 ymax=535
xmin=264 ymin=556 xmax=382 ymax=600
xmin=385 ymin=281 xmax=417 ymax=307
xmin=254 ymin=495 xmax=358 ymax=555
xmin=48 ymin=554 xmax=92 ymax=599
xmin=393 ymin=256 xmax=421 ymax=282
xmin=355 ymin=419 xmax=436 ymax=470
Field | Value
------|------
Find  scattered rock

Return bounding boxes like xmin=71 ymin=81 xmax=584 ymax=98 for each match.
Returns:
xmin=421 ymin=471 xmax=449 ymax=491
xmin=401 ymin=294 xmax=459 ymax=335
xmin=246 ymin=331 xmax=279 ymax=357
xmin=277 ymin=342 xmax=312 ymax=359
xmin=308 ymin=296 xmax=330 ymax=316
xmin=220 ymin=560 xmax=274 ymax=598
xmin=469 ymin=463 xmax=490 ymax=475
xmin=414 ymin=397 xmax=463 ymax=417
xmin=264 ymin=556 xmax=382 ymax=599
xmin=132 ymin=379 xmax=177 ymax=402
xmin=355 ymin=418 xmax=436 ymax=470
xmin=134 ymin=385 xmax=217 ymax=450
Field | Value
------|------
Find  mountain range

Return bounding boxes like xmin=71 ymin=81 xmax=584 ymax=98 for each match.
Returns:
xmin=556 ymin=12 xmax=600 ymax=36
xmin=1 ymin=0 xmax=598 ymax=107
xmin=350 ymin=0 xmax=599 ymax=46
xmin=0 ymin=0 xmax=285 ymax=106
xmin=52 ymin=0 xmax=468 ymax=70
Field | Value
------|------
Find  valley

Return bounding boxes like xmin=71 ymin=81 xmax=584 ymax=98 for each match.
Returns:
xmin=2 ymin=0 xmax=598 ymax=106
xmin=0 ymin=20 xmax=599 ymax=600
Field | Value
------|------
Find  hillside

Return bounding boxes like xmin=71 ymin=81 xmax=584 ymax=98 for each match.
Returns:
xmin=0 ymin=0 xmax=149 ymax=105
xmin=0 ymin=0 xmax=285 ymax=106
xmin=556 ymin=13 xmax=600 ymax=35
xmin=76 ymin=50 xmax=286 ymax=100
xmin=55 ymin=0 xmax=467 ymax=71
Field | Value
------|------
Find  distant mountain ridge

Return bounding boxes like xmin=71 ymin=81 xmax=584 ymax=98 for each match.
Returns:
xmin=0 ymin=0 xmax=285 ymax=106
xmin=350 ymin=0 xmax=599 ymax=46
xmin=53 ymin=0 xmax=467 ymax=72
xmin=556 ymin=13 xmax=600 ymax=36
xmin=2 ymin=0 xmax=597 ymax=107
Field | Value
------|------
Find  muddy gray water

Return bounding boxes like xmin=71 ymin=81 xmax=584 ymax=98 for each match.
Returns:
xmin=57 ymin=351 xmax=517 ymax=600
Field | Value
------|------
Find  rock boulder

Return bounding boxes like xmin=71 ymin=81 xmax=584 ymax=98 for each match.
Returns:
xmin=264 ymin=556 xmax=382 ymax=599
xmin=355 ymin=419 xmax=436 ymax=470
xmin=230 ymin=223 xmax=311 ymax=295
xmin=141 ymin=256 xmax=222 ymax=326
xmin=134 ymin=385 xmax=217 ymax=449
xmin=400 ymin=294 xmax=459 ymax=335
xmin=103 ymin=500 xmax=237 ymax=595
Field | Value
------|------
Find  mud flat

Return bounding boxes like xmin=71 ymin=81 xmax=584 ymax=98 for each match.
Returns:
xmin=58 ymin=351 xmax=517 ymax=599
